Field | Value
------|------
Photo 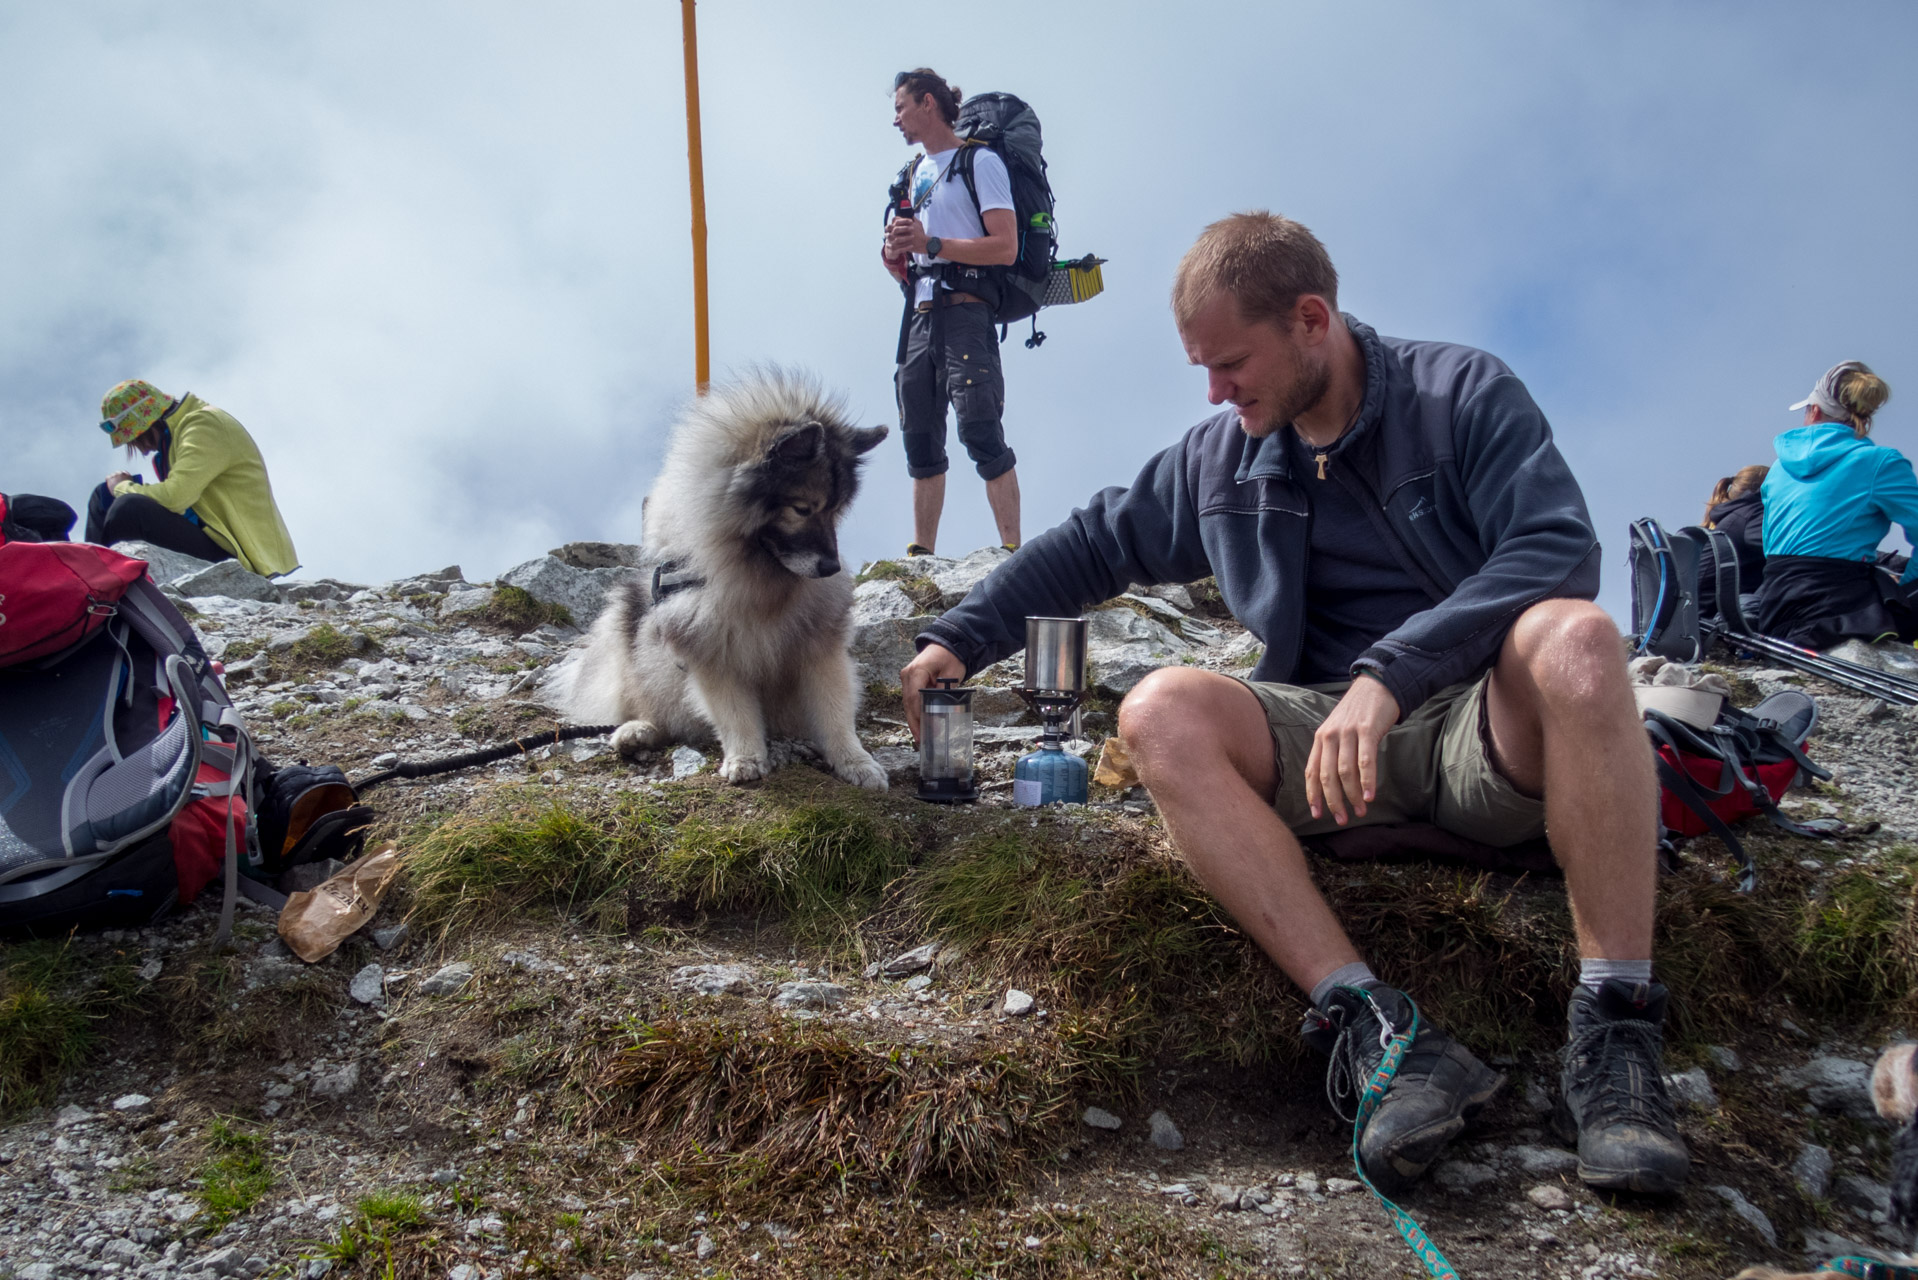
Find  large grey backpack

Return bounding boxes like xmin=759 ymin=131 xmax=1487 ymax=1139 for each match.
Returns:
xmin=0 ymin=568 xmax=258 ymax=942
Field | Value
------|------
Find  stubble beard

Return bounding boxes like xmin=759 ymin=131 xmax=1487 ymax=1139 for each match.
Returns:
xmin=1243 ymin=358 xmax=1331 ymax=438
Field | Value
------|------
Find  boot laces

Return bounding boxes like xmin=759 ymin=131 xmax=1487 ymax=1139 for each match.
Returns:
xmin=1322 ymin=1000 xmax=1398 ymax=1124
xmin=1565 ymin=1016 xmax=1676 ymax=1130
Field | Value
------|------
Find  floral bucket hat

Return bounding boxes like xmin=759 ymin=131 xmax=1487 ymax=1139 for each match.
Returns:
xmin=99 ymin=380 xmax=175 ymax=446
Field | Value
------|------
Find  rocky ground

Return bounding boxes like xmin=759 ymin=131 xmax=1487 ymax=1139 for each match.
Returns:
xmin=3 ymin=542 xmax=1917 ymax=1280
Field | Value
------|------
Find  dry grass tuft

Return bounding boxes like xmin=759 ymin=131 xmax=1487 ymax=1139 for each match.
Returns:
xmin=595 ymin=1013 xmax=1069 ymax=1196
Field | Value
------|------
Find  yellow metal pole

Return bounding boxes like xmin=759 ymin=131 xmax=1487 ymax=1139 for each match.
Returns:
xmin=681 ymin=0 xmax=710 ymax=394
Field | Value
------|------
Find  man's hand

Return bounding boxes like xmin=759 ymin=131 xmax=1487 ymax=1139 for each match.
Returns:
xmin=881 ymin=243 xmax=908 ymax=284
xmin=1305 ymin=675 xmax=1401 ymax=825
xmin=105 ymin=471 xmax=134 ymax=492
xmin=885 ymin=214 xmax=929 ymax=258
xmin=901 ymin=642 xmax=967 ymax=741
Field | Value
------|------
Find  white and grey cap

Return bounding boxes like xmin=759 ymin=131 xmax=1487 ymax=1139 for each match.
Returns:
xmin=1789 ymin=360 xmax=1870 ymax=423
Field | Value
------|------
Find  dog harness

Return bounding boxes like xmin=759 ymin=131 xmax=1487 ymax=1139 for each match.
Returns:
xmin=651 ymin=559 xmax=705 ymax=601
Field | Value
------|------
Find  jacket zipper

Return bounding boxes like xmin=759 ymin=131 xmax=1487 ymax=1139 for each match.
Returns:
xmin=1327 ymin=455 xmax=1449 ymax=605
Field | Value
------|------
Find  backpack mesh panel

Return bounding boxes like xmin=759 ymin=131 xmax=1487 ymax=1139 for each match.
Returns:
xmin=82 ymin=714 xmax=194 ymax=846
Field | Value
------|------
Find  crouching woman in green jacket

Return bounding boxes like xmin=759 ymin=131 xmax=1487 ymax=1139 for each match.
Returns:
xmin=86 ymin=379 xmax=299 ymax=577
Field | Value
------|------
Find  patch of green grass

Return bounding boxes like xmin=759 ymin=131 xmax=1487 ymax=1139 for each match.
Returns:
xmin=853 ymin=561 xmax=942 ymax=612
xmin=653 ymin=802 xmax=915 ymax=939
xmin=407 ymin=781 xmax=915 ymax=946
xmin=485 ymin=585 xmax=574 ymax=633
xmin=269 ymin=700 xmax=301 ymax=718
xmin=0 ymin=941 xmax=139 ymax=1115
xmin=358 ymin=1190 xmax=428 ymax=1228
xmin=223 ymin=637 xmax=263 ymax=662
xmin=289 ymin=622 xmax=355 ymax=667
xmin=1787 ymin=857 xmax=1918 ymax=1011
xmin=195 ymin=1117 xmax=272 ymax=1225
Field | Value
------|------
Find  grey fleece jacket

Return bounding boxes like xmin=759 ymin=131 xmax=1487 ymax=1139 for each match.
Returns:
xmin=916 ymin=316 xmax=1601 ymax=718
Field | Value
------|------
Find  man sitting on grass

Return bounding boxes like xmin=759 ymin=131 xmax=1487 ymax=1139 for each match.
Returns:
xmin=901 ymin=211 xmax=1689 ymax=1195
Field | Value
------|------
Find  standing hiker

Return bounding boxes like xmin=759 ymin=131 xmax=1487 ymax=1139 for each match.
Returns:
xmin=902 ymin=212 xmax=1690 ymax=1196
xmin=87 ymin=379 xmax=299 ymax=577
xmin=882 ymin=68 xmax=1022 ymax=557
xmin=1754 ymin=361 xmax=1916 ymax=649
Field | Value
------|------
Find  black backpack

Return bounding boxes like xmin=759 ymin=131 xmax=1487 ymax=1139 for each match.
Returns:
xmin=887 ymin=91 xmax=1065 ymax=341
xmin=947 ymin=92 xmax=1057 ymax=326
xmin=1627 ymin=517 xmax=1703 ymax=662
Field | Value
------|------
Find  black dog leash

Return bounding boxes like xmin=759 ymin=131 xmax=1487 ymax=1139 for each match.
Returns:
xmin=352 ymin=724 xmax=617 ymax=792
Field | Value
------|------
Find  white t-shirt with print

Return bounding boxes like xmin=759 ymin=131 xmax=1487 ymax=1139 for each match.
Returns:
xmin=904 ymin=146 xmax=1013 ymax=305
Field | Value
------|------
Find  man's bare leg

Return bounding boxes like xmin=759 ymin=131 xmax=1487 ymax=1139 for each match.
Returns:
xmin=1119 ymin=667 xmax=1360 ymax=993
xmin=1121 ymin=664 xmax=1500 ymax=1192
xmin=985 ymin=467 xmax=1021 ymax=548
xmin=1483 ymin=599 xmax=1656 ymax=960
xmin=912 ymin=474 xmax=946 ymax=552
xmin=1483 ymin=598 xmax=1685 ymax=1192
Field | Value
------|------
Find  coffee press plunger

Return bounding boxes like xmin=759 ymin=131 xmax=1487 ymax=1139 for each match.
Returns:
xmin=916 ymin=677 xmax=977 ymax=803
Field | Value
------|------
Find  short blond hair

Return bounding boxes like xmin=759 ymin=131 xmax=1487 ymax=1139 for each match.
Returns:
xmin=1172 ymin=211 xmax=1339 ymax=330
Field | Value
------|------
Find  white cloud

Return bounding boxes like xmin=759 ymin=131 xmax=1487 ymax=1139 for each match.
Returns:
xmin=2 ymin=1 xmax=1914 ymax=623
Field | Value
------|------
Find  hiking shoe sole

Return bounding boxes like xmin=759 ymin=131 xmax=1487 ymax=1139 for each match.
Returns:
xmin=1365 ymin=1067 xmax=1505 ymax=1192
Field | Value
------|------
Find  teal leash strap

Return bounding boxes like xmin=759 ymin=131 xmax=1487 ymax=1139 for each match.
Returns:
xmin=1823 ymin=1257 xmax=1918 ymax=1279
xmin=1345 ymin=987 xmax=1463 ymax=1280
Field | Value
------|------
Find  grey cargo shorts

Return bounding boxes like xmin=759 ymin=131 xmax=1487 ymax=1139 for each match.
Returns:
xmin=1233 ymin=672 xmax=1547 ymax=847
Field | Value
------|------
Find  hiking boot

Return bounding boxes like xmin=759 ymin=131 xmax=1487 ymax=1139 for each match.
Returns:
xmin=1553 ymin=979 xmax=1690 ymax=1193
xmin=905 ymin=543 xmax=934 ymax=558
xmin=1301 ymin=985 xmax=1504 ymax=1193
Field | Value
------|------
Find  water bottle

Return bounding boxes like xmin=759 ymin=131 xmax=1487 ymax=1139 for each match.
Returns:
xmin=1013 ymin=741 xmax=1087 ymax=807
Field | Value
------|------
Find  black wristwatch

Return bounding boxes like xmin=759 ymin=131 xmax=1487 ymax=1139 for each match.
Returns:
xmin=924 ymin=235 xmax=943 ymax=258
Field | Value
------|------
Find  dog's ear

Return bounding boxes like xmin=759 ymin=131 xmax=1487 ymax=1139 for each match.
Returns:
xmin=769 ymin=422 xmax=824 ymax=465
xmin=847 ymin=425 xmax=889 ymax=455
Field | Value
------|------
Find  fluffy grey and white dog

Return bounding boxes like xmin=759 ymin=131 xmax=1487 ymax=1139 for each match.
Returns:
xmin=560 ymin=370 xmax=890 ymax=789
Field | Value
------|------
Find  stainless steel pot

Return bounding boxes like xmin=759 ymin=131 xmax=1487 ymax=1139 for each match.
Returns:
xmin=1024 ymin=617 xmax=1088 ymax=694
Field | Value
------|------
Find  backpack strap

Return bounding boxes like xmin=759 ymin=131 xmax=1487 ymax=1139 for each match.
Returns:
xmin=1645 ymin=710 xmax=1757 ymax=893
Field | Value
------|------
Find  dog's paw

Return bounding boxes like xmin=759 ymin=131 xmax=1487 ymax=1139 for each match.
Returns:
xmin=611 ymin=719 xmax=664 ymax=760
xmin=718 ymin=754 xmax=769 ymax=784
xmin=833 ymin=752 xmax=890 ymax=791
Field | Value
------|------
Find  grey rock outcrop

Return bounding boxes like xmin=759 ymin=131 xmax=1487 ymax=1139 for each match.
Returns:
xmin=550 ymin=541 xmax=642 ymax=569
xmin=849 ymin=579 xmax=935 ymax=688
xmin=1780 ymin=1055 xmax=1876 ymax=1119
xmin=176 ymin=559 xmax=283 ymax=602
xmin=110 ymin=539 xmax=216 ymax=586
xmin=1792 ymin=1142 xmax=1833 ymax=1198
xmin=1085 ymin=604 xmax=1194 ymax=695
xmin=498 ymin=554 xmax=628 ymax=626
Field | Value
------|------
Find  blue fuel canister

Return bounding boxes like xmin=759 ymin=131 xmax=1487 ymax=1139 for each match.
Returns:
xmin=1013 ymin=742 xmax=1087 ymax=807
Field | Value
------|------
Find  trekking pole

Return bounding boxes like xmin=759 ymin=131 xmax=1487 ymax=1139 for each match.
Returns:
xmin=1721 ymin=627 xmax=1918 ymax=700
xmin=1709 ymin=625 xmax=1918 ymax=706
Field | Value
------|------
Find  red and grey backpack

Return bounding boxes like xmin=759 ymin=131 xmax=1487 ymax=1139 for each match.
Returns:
xmin=0 ymin=511 xmax=368 ymax=941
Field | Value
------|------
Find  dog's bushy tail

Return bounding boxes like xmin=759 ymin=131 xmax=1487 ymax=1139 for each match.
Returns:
xmin=556 ymin=576 xmax=649 ymax=724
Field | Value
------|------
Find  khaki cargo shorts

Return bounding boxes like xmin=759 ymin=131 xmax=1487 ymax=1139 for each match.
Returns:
xmin=1233 ymin=673 xmax=1546 ymax=847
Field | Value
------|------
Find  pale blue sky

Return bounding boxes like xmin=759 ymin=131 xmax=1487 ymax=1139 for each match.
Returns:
xmin=3 ymin=2 xmax=1914 ymax=621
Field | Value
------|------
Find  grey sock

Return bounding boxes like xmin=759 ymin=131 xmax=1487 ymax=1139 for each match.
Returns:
xmin=1311 ymin=961 xmax=1380 ymax=1009
xmin=1578 ymin=959 xmax=1653 ymax=992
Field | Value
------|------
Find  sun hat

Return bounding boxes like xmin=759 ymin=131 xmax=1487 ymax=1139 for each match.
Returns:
xmin=99 ymin=380 xmax=175 ymax=447
xmin=1788 ymin=361 xmax=1869 ymax=425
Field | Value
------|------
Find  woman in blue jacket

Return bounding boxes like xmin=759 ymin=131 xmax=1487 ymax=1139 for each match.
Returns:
xmin=1755 ymin=361 xmax=1915 ymax=648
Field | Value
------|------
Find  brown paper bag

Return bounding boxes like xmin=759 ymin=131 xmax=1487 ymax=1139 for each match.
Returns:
xmin=1093 ymin=736 xmax=1139 ymax=789
xmin=278 ymin=844 xmax=403 ymax=963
